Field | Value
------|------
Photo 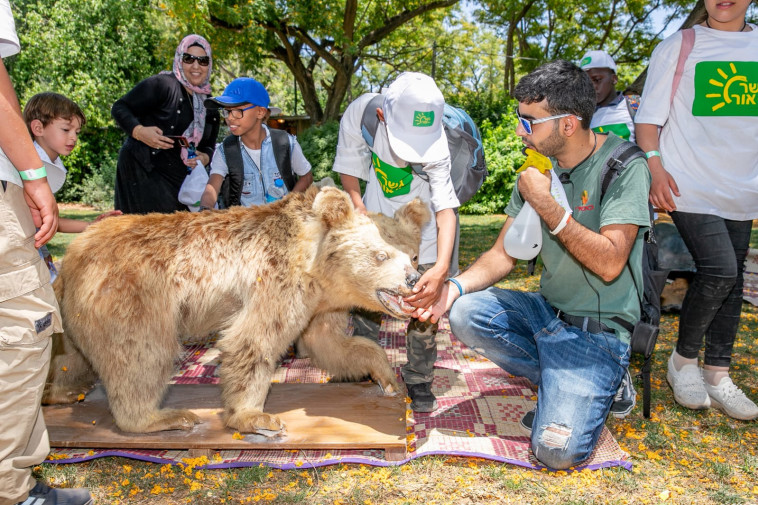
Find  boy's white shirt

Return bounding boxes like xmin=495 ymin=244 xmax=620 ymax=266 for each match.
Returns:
xmin=209 ymin=125 xmax=311 ymax=178
xmin=34 ymin=141 xmax=68 ymax=193
xmin=333 ymin=93 xmax=459 ymax=265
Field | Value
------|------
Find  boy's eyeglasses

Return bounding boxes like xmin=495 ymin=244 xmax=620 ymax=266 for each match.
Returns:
xmin=515 ymin=109 xmax=581 ymax=135
xmin=220 ymin=105 xmax=258 ymax=119
xmin=181 ymin=53 xmax=210 ymax=66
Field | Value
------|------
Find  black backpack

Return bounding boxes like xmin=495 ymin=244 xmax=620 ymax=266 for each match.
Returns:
xmin=359 ymin=94 xmax=488 ymax=204
xmin=600 ymin=141 xmax=669 ymax=419
xmin=218 ymin=129 xmax=294 ymax=209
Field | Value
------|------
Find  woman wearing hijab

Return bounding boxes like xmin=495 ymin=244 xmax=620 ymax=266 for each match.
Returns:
xmin=112 ymin=34 xmax=220 ymax=213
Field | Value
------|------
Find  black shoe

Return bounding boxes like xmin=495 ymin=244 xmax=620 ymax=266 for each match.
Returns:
xmin=17 ymin=481 xmax=93 ymax=505
xmin=407 ymin=382 xmax=438 ymax=412
xmin=610 ymin=368 xmax=637 ymax=419
xmin=519 ymin=408 xmax=536 ymax=434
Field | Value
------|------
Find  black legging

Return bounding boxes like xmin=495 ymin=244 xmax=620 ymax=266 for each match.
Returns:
xmin=671 ymin=211 xmax=751 ymax=367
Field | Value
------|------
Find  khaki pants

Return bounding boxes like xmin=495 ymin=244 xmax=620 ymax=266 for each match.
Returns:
xmin=0 ymin=181 xmax=61 ymax=505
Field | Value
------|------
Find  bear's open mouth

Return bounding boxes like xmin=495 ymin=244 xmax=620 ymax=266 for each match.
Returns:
xmin=376 ymin=290 xmax=415 ymax=318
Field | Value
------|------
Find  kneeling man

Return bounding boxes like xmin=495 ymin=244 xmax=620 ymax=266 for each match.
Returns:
xmin=418 ymin=60 xmax=650 ymax=469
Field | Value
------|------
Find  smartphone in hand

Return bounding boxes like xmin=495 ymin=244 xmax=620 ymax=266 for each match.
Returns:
xmin=167 ymin=135 xmax=189 ymax=148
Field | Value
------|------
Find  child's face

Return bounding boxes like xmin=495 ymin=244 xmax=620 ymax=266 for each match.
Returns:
xmin=35 ymin=117 xmax=82 ymax=158
xmin=223 ymin=105 xmax=266 ymax=138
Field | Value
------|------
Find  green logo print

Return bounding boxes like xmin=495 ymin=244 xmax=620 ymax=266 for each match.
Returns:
xmin=580 ymin=56 xmax=591 ymax=67
xmin=412 ymin=110 xmax=435 ymax=127
xmin=693 ymin=61 xmax=758 ymax=116
xmin=592 ymin=123 xmax=631 ymax=140
xmin=372 ymin=153 xmax=412 ymax=198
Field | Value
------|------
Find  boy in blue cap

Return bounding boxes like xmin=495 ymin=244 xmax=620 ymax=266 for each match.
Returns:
xmin=200 ymin=77 xmax=312 ymax=209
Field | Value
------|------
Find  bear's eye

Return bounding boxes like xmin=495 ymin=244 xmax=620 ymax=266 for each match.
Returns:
xmin=411 ymin=254 xmax=418 ymax=264
xmin=376 ymin=252 xmax=388 ymax=262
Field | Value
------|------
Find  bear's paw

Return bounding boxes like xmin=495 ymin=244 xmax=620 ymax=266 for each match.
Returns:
xmin=225 ymin=410 xmax=285 ymax=436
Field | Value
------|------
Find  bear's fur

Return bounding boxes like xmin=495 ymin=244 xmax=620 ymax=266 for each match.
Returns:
xmin=294 ymin=198 xmax=431 ymax=359
xmin=43 ymin=186 xmax=422 ymax=434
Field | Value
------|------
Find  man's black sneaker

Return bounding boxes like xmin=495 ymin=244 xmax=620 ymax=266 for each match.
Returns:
xmin=407 ymin=382 xmax=438 ymax=412
xmin=519 ymin=408 xmax=536 ymax=434
xmin=17 ymin=481 xmax=93 ymax=505
xmin=610 ymin=368 xmax=637 ymax=419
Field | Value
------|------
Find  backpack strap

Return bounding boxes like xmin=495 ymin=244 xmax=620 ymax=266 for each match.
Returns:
xmin=360 ymin=95 xmax=385 ymax=149
xmin=600 ymin=141 xmax=646 ymax=203
xmin=269 ymin=128 xmax=294 ymax=191
xmin=220 ymin=135 xmax=244 ymax=208
xmin=671 ymin=28 xmax=695 ymax=105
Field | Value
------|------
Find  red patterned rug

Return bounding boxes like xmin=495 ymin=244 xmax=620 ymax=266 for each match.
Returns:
xmin=46 ymin=316 xmax=630 ymax=471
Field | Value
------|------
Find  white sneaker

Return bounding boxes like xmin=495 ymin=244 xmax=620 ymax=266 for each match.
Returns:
xmin=705 ymin=377 xmax=758 ymax=421
xmin=667 ymin=353 xmax=711 ymax=410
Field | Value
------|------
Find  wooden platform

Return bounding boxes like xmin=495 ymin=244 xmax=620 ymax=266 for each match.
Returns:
xmin=43 ymin=383 xmax=408 ymax=461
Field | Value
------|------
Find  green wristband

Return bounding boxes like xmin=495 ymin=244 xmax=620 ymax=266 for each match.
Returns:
xmin=18 ymin=166 xmax=47 ymax=181
xmin=645 ymin=150 xmax=661 ymax=159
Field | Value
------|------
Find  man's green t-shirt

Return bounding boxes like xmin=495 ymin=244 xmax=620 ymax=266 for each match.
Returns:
xmin=505 ymin=133 xmax=651 ymax=343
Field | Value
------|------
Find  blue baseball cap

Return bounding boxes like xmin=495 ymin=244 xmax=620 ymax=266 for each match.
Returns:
xmin=205 ymin=77 xmax=271 ymax=108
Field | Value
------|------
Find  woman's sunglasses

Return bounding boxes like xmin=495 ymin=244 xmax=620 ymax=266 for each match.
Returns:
xmin=182 ymin=53 xmax=210 ymax=66
xmin=515 ymin=108 xmax=581 ymax=135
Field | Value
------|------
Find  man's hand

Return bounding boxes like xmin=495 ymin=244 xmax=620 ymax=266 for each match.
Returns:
xmin=415 ymin=281 xmax=460 ymax=324
xmin=404 ymin=264 xmax=448 ymax=314
xmin=517 ymin=166 xmax=552 ymax=203
xmin=23 ymin=179 xmax=59 ymax=247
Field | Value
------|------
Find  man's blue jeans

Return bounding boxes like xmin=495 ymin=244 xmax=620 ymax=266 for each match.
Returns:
xmin=449 ymin=288 xmax=630 ymax=469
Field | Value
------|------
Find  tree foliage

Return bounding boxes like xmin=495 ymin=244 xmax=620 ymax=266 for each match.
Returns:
xmin=7 ymin=0 xmax=163 ymax=198
xmin=476 ymin=0 xmax=696 ymax=95
xmin=164 ymin=0 xmax=459 ymax=123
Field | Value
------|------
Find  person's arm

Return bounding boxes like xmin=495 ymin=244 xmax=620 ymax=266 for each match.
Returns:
xmin=290 ymin=138 xmax=313 ymax=192
xmin=417 ymin=215 xmax=519 ymax=324
xmin=0 ymin=58 xmax=58 ymax=246
xmin=57 ymin=217 xmax=88 ymax=233
xmin=519 ymin=167 xmax=637 ymax=282
xmin=200 ymin=173 xmax=224 ymax=209
xmin=197 ymin=108 xmax=220 ymax=164
xmin=339 ymin=173 xmax=367 ymax=214
xmin=112 ymin=76 xmax=173 ymax=150
xmin=292 ymin=171 xmax=313 ymax=192
xmin=405 ymin=207 xmax=456 ymax=312
xmin=635 ymin=122 xmax=680 ymax=212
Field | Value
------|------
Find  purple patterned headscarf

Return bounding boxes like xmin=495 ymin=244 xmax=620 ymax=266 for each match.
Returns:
xmin=165 ymin=34 xmax=212 ymax=162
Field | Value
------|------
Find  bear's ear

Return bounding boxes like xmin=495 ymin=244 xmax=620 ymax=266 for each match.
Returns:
xmin=313 ymin=186 xmax=354 ymax=228
xmin=393 ymin=198 xmax=431 ymax=231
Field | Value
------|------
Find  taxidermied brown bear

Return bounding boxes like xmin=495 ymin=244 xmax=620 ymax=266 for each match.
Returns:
xmin=44 ymin=186 xmax=422 ymax=435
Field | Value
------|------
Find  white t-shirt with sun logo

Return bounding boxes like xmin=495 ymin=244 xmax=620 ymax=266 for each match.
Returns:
xmin=635 ymin=24 xmax=758 ymax=220
xmin=333 ymin=93 xmax=459 ymax=265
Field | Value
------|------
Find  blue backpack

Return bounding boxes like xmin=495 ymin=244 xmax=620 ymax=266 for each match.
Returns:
xmin=360 ymin=95 xmax=488 ymax=204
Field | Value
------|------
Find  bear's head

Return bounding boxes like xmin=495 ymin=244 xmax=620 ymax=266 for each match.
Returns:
xmin=311 ymin=187 xmax=421 ymax=318
xmin=369 ymin=198 xmax=430 ymax=269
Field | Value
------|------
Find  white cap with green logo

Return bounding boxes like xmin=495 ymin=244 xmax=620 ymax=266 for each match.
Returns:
xmin=382 ymin=71 xmax=447 ymax=163
xmin=579 ymin=50 xmax=617 ymax=73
